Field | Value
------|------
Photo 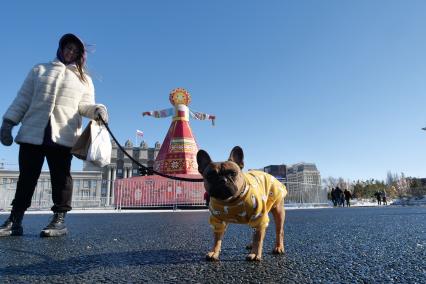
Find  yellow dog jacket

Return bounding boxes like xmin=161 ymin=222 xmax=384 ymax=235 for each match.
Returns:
xmin=209 ymin=171 xmax=287 ymax=233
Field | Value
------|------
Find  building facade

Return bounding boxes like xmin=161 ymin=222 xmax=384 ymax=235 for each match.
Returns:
xmin=0 ymin=138 xmax=160 ymax=209
xmin=0 ymin=169 xmax=102 ymax=210
xmin=263 ymin=164 xmax=287 ymax=180
xmin=285 ymin=162 xmax=324 ymax=203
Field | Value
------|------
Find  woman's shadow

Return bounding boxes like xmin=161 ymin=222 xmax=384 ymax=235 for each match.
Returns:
xmin=0 ymin=247 xmax=202 ymax=276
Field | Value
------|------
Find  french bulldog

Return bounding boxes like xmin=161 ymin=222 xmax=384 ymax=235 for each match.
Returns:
xmin=197 ymin=146 xmax=287 ymax=261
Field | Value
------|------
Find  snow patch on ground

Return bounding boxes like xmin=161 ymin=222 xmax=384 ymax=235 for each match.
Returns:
xmin=391 ymin=195 xmax=426 ymax=206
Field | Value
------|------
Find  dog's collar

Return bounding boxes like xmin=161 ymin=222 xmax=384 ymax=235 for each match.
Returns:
xmin=223 ymin=196 xmax=234 ymax=202
xmin=239 ymin=181 xmax=249 ymax=198
xmin=223 ymin=180 xmax=248 ymax=202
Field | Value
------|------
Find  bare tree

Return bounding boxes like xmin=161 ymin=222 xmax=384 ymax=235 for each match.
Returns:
xmin=395 ymin=172 xmax=409 ymax=197
xmin=322 ymin=176 xmax=338 ymax=189
xmin=386 ymin=171 xmax=395 ymax=186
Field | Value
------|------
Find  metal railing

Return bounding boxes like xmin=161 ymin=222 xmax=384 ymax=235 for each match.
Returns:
xmin=0 ymin=179 xmax=327 ymax=211
xmin=114 ymin=178 xmax=206 ymax=210
xmin=0 ymin=179 xmax=112 ymax=211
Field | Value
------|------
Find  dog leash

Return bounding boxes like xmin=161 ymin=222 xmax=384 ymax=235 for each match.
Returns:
xmin=97 ymin=116 xmax=204 ymax=182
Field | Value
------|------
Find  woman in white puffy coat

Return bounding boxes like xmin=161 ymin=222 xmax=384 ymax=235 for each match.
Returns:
xmin=0 ymin=33 xmax=108 ymax=237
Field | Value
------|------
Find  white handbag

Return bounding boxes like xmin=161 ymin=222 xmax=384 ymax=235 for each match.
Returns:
xmin=87 ymin=121 xmax=112 ymax=167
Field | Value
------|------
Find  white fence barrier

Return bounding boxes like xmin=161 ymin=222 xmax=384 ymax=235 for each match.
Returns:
xmin=0 ymin=179 xmax=328 ymax=211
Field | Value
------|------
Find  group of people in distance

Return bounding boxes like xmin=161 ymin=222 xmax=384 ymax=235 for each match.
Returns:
xmin=374 ymin=190 xmax=388 ymax=205
xmin=330 ymin=186 xmax=352 ymax=207
xmin=330 ymin=187 xmax=389 ymax=208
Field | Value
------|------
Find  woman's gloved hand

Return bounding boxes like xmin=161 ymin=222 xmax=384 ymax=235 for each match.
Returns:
xmin=94 ymin=106 xmax=108 ymax=123
xmin=0 ymin=119 xmax=15 ymax=146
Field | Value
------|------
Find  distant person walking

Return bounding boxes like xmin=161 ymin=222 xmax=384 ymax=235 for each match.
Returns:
xmin=0 ymin=33 xmax=108 ymax=238
xmin=339 ymin=189 xmax=345 ymax=207
xmin=334 ymin=186 xmax=344 ymax=207
xmin=382 ymin=191 xmax=387 ymax=205
xmin=344 ymin=188 xmax=352 ymax=207
xmin=330 ymin=187 xmax=337 ymax=207
xmin=374 ymin=191 xmax=382 ymax=205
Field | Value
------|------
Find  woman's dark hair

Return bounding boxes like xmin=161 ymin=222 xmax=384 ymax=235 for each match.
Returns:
xmin=57 ymin=34 xmax=88 ymax=84
xmin=72 ymin=47 xmax=88 ymax=84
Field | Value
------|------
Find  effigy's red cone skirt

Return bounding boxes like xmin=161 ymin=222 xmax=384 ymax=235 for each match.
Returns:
xmin=154 ymin=118 xmax=199 ymax=175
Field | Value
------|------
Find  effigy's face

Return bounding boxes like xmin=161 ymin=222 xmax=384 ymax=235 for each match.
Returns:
xmin=169 ymin=88 xmax=191 ymax=106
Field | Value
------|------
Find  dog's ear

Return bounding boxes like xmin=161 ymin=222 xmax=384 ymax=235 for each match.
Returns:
xmin=228 ymin=146 xmax=244 ymax=169
xmin=197 ymin=150 xmax=212 ymax=174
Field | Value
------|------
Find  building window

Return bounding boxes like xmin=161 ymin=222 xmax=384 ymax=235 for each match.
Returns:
xmin=83 ymin=180 xmax=90 ymax=188
xmin=81 ymin=189 xmax=91 ymax=199
xmin=40 ymin=179 xmax=51 ymax=189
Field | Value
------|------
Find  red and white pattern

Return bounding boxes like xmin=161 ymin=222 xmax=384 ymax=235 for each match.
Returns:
xmin=144 ymin=88 xmax=215 ymax=175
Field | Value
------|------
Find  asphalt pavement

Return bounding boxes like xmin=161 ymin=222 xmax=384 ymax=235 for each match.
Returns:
xmin=0 ymin=206 xmax=425 ymax=283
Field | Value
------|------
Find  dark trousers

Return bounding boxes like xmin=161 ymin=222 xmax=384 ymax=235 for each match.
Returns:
xmin=345 ymin=198 xmax=350 ymax=207
xmin=12 ymin=143 xmax=73 ymax=212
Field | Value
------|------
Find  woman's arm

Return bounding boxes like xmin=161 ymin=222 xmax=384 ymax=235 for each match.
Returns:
xmin=78 ymin=77 xmax=107 ymax=120
xmin=3 ymin=68 xmax=36 ymax=124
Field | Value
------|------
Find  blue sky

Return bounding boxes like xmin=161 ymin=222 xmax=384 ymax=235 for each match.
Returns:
xmin=1 ymin=1 xmax=426 ymax=181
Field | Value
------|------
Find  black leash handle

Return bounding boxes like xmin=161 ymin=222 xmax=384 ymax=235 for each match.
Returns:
xmin=97 ymin=116 xmax=204 ymax=182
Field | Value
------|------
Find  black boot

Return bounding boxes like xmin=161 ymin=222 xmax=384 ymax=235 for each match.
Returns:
xmin=40 ymin=212 xmax=68 ymax=237
xmin=0 ymin=209 xmax=24 ymax=237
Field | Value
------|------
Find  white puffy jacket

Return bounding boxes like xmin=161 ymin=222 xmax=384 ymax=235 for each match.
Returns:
xmin=3 ymin=59 xmax=106 ymax=147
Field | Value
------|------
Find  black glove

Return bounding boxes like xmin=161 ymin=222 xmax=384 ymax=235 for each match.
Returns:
xmin=0 ymin=120 xmax=15 ymax=146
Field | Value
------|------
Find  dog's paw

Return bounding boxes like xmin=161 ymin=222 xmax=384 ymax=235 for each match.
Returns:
xmin=206 ymin=251 xmax=220 ymax=262
xmin=246 ymin=253 xmax=262 ymax=261
xmin=272 ymin=246 xmax=285 ymax=255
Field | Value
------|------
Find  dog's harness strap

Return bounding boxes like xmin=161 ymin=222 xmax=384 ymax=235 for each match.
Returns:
xmin=97 ymin=116 xmax=204 ymax=182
